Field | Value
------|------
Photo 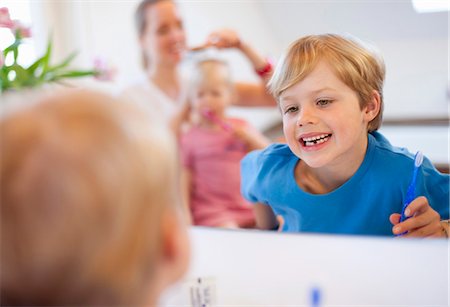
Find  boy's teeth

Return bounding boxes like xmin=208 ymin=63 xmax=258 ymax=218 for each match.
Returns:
xmin=303 ymin=134 xmax=329 ymax=142
xmin=302 ymin=133 xmax=331 ymax=146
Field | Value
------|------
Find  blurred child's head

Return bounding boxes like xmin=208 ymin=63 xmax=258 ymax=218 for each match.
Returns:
xmin=0 ymin=90 xmax=189 ymax=306
xmin=189 ymin=58 xmax=235 ymax=119
xmin=268 ymin=34 xmax=385 ymax=132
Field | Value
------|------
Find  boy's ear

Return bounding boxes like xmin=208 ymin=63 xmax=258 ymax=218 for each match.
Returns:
xmin=158 ymin=210 xmax=190 ymax=285
xmin=363 ymin=90 xmax=381 ymax=122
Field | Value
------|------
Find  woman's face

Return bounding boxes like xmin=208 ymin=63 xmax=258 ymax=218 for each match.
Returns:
xmin=141 ymin=1 xmax=186 ymax=67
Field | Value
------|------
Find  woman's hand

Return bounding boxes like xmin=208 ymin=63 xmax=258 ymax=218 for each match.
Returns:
xmin=390 ymin=196 xmax=444 ymax=238
xmin=202 ymin=29 xmax=277 ymax=107
xmin=206 ymin=28 xmax=241 ymax=49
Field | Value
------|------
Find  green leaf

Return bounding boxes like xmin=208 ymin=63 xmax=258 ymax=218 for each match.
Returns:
xmin=9 ymin=64 xmax=32 ymax=85
xmin=49 ymin=70 xmax=96 ymax=80
xmin=0 ymin=70 xmax=6 ymax=92
xmin=3 ymin=39 xmax=21 ymax=55
xmin=47 ymin=51 xmax=78 ymax=73
xmin=41 ymin=39 xmax=53 ymax=74
xmin=0 ymin=32 xmax=107 ymax=93
xmin=27 ymin=54 xmax=46 ymax=75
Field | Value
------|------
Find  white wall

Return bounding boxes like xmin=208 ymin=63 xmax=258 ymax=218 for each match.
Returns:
xmin=27 ymin=1 xmax=449 ymax=121
xmin=258 ymin=1 xmax=449 ymax=119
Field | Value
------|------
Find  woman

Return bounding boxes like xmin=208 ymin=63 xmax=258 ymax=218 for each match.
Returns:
xmin=121 ymin=0 xmax=275 ymax=130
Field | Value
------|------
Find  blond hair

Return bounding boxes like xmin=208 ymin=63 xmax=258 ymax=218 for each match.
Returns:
xmin=190 ymin=58 xmax=233 ymax=88
xmin=268 ymin=34 xmax=385 ymax=131
xmin=0 ymin=90 xmax=180 ymax=305
xmin=188 ymin=58 xmax=235 ymax=102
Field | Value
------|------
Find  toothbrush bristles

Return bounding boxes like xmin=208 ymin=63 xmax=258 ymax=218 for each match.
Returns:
xmin=415 ymin=151 xmax=423 ymax=167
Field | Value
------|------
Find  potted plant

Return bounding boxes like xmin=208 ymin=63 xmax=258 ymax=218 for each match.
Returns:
xmin=0 ymin=7 xmax=113 ymax=95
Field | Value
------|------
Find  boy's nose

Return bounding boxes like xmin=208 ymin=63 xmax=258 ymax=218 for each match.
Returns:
xmin=296 ymin=106 xmax=317 ymax=127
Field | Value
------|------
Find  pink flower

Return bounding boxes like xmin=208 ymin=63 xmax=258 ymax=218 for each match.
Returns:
xmin=12 ymin=20 xmax=32 ymax=38
xmin=0 ymin=7 xmax=32 ymax=38
xmin=93 ymin=58 xmax=115 ymax=81
xmin=0 ymin=7 xmax=14 ymax=28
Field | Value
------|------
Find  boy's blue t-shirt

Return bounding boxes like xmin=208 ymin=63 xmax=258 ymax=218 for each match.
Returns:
xmin=240 ymin=131 xmax=449 ymax=236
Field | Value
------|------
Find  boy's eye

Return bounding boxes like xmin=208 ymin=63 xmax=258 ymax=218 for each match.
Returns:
xmin=316 ymin=99 xmax=332 ymax=107
xmin=284 ymin=106 xmax=299 ymax=114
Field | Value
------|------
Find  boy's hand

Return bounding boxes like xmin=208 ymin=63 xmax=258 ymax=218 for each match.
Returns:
xmin=390 ymin=196 xmax=443 ymax=237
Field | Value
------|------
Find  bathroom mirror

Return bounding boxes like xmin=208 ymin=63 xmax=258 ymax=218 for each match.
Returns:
xmin=3 ymin=0 xmax=448 ymax=231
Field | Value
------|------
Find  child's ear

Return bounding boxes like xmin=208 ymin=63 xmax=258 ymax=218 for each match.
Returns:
xmin=363 ymin=90 xmax=381 ymax=122
xmin=158 ymin=210 xmax=190 ymax=285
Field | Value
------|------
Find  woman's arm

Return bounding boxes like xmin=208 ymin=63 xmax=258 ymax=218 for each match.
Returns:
xmin=206 ymin=29 xmax=276 ymax=107
xmin=234 ymin=82 xmax=275 ymax=107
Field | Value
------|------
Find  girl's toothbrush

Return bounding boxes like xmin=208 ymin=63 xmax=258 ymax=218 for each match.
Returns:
xmin=400 ymin=151 xmax=424 ymax=223
xmin=201 ymin=109 xmax=232 ymax=132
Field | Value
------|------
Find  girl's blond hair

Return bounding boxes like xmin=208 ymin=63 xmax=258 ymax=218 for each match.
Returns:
xmin=268 ymin=34 xmax=385 ymax=131
xmin=0 ymin=90 xmax=180 ymax=305
xmin=190 ymin=58 xmax=233 ymax=88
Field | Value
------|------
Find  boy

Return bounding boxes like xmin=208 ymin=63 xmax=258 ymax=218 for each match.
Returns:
xmin=241 ymin=34 xmax=449 ymax=237
xmin=0 ymin=90 xmax=190 ymax=305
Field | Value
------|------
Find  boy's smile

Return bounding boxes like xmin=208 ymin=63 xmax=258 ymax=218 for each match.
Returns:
xmin=299 ymin=132 xmax=333 ymax=151
xmin=280 ymin=60 xmax=376 ymax=176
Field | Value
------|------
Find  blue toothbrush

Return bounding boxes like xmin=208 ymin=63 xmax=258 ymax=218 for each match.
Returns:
xmin=400 ymin=151 xmax=423 ymax=224
xmin=310 ymin=287 xmax=321 ymax=307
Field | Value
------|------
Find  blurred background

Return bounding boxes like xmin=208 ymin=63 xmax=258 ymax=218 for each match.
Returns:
xmin=1 ymin=0 xmax=448 ymax=170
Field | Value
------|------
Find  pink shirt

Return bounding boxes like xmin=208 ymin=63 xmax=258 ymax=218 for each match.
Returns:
xmin=180 ymin=119 xmax=255 ymax=227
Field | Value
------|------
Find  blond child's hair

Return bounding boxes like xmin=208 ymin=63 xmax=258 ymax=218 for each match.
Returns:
xmin=268 ymin=34 xmax=385 ymax=131
xmin=0 ymin=90 xmax=182 ymax=305
xmin=190 ymin=58 xmax=234 ymax=90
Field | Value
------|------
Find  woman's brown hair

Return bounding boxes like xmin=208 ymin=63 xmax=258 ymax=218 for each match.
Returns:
xmin=135 ymin=0 xmax=168 ymax=68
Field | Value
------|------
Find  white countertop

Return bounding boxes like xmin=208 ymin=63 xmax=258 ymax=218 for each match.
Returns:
xmin=161 ymin=227 xmax=448 ymax=306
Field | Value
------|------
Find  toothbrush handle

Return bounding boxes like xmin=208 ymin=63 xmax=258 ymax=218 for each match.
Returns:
xmin=400 ymin=165 xmax=420 ymax=222
xmin=400 ymin=185 xmax=415 ymax=223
